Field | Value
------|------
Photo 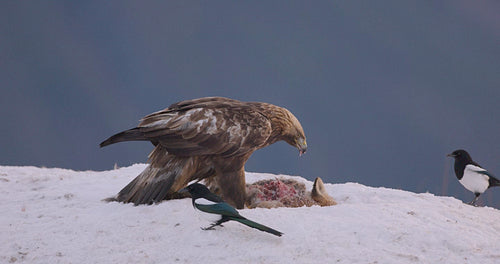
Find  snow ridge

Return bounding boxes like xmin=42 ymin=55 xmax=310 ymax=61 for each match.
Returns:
xmin=1 ymin=164 xmax=499 ymax=264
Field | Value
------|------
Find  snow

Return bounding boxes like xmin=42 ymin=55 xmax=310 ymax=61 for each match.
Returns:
xmin=1 ymin=164 xmax=500 ymax=264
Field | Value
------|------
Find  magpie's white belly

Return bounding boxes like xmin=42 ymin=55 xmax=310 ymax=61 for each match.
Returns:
xmin=459 ymin=165 xmax=490 ymax=194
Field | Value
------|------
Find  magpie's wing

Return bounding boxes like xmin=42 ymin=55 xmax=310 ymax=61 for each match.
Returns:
xmin=476 ymin=169 xmax=495 ymax=178
xmin=471 ymin=167 xmax=500 ymax=187
xmin=204 ymin=191 xmax=225 ymax=203
xmin=195 ymin=202 xmax=242 ymax=218
xmin=467 ymin=164 xmax=494 ymax=177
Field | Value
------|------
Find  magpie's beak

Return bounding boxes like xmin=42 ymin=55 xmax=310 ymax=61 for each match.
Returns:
xmin=178 ymin=187 xmax=189 ymax=194
xmin=446 ymin=153 xmax=455 ymax=158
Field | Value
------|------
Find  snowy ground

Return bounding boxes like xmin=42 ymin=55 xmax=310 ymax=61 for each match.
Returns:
xmin=1 ymin=164 xmax=500 ymax=264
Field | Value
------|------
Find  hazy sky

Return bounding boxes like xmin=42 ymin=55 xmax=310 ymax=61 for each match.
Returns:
xmin=1 ymin=1 xmax=499 ymax=206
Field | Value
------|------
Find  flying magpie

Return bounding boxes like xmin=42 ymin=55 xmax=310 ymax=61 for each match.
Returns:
xmin=447 ymin=149 xmax=500 ymax=206
xmin=180 ymin=183 xmax=283 ymax=236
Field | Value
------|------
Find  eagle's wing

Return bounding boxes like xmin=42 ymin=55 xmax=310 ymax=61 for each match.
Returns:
xmin=101 ymin=97 xmax=285 ymax=208
xmin=138 ymin=99 xmax=272 ymax=157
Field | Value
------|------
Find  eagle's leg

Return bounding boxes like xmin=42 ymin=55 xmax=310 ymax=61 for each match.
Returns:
xmin=218 ymin=168 xmax=246 ymax=209
xmin=202 ymin=217 xmax=230 ymax=230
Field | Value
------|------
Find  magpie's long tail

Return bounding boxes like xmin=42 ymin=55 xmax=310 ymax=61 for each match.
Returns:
xmin=489 ymin=176 xmax=500 ymax=188
xmin=233 ymin=217 xmax=283 ymax=237
xmin=100 ymin=127 xmax=148 ymax=147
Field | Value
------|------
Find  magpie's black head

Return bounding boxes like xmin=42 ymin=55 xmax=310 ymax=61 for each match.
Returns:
xmin=179 ymin=183 xmax=212 ymax=199
xmin=447 ymin=149 xmax=473 ymax=163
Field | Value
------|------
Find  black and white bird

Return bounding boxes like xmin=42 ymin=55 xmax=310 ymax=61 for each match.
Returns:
xmin=180 ymin=183 xmax=283 ymax=236
xmin=447 ymin=149 xmax=500 ymax=206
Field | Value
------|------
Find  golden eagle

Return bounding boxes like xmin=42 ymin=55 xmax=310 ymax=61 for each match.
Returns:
xmin=100 ymin=97 xmax=307 ymax=209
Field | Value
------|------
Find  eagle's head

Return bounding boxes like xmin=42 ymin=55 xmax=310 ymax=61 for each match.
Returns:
xmin=281 ymin=109 xmax=307 ymax=156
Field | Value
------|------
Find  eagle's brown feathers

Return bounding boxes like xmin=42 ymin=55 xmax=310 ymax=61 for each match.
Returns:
xmin=100 ymin=97 xmax=307 ymax=208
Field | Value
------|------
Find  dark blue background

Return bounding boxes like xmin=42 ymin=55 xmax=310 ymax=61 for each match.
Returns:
xmin=1 ymin=1 xmax=499 ymax=207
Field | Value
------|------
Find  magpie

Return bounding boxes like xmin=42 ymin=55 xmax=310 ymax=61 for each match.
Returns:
xmin=447 ymin=149 xmax=500 ymax=206
xmin=180 ymin=183 xmax=283 ymax=237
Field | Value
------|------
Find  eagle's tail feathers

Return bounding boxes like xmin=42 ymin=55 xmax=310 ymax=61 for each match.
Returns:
xmin=104 ymin=160 xmax=187 ymax=205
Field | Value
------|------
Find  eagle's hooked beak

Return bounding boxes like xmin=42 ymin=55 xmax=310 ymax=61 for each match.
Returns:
xmin=297 ymin=138 xmax=307 ymax=156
